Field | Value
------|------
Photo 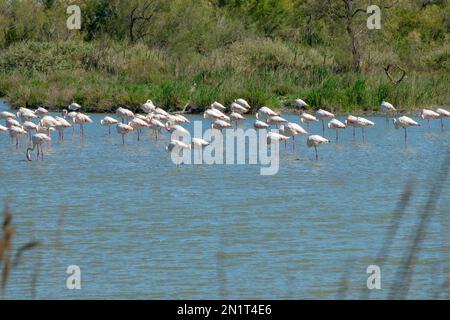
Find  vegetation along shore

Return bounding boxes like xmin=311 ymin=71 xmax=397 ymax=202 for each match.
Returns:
xmin=0 ymin=1 xmax=448 ymax=114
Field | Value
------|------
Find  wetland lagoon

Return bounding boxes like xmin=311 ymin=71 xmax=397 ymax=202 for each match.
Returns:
xmin=0 ymin=98 xmax=449 ymax=299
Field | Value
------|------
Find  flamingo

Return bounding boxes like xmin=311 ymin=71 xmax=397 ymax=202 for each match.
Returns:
xmin=346 ymin=116 xmax=375 ymax=141
xmin=0 ymin=125 xmax=8 ymax=133
xmin=354 ymin=117 xmax=375 ymax=141
xmin=230 ymin=112 xmax=246 ymax=127
xmin=204 ymin=108 xmax=228 ymax=127
xmin=129 ymin=117 xmax=150 ymax=141
xmin=149 ymin=118 xmax=165 ymax=140
xmin=212 ymin=119 xmax=232 ymax=131
xmin=300 ymin=111 xmax=319 ymax=128
xmin=142 ymin=100 xmax=156 ymax=113
xmin=256 ymin=107 xmax=279 ymax=120
xmin=62 ymin=110 xmax=78 ymax=134
xmin=393 ymin=116 xmax=420 ymax=146
xmin=436 ymin=108 xmax=450 ymax=130
xmin=267 ymin=132 xmax=289 ymax=147
xmin=39 ymin=115 xmax=59 ymax=140
xmin=100 ymin=116 xmax=119 ymax=135
xmin=54 ymin=116 xmax=72 ymax=141
xmin=420 ymin=109 xmax=440 ymax=128
xmin=254 ymin=120 xmax=270 ymax=130
xmin=0 ymin=111 xmax=17 ymax=120
xmin=316 ymin=109 xmax=335 ymax=134
xmin=35 ymin=107 xmax=49 ymax=118
xmin=9 ymin=126 xmax=27 ymax=149
xmin=75 ymin=113 xmax=93 ymax=138
xmin=294 ymin=98 xmax=308 ymax=109
xmin=267 ymin=115 xmax=288 ymax=128
xmin=116 ymin=123 xmax=134 ymax=144
xmin=26 ymin=134 xmax=51 ymax=161
xmin=381 ymin=101 xmax=397 ymax=124
xmin=174 ymin=114 xmax=190 ymax=124
xmin=116 ymin=107 xmax=135 ymax=124
xmin=327 ymin=119 xmax=346 ymax=142
xmin=191 ymin=138 xmax=210 ymax=164
xmin=69 ymin=103 xmax=82 ymax=111
xmin=279 ymin=122 xmax=309 ymax=157
xmin=231 ymin=102 xmax=248 ymax=114
xmin=307 ymin=135 xmax=330 ymax=160
xmin=165 ymin=122 xmax=190 ymax=136
xmin=211 ymin=102 xmax=227 ymax=112
xmin=345 ymin=115 xmax=358 ymax=139
xmin=155 ymin=108 xmax=170 ymax=118
xmin=6 ymin=118 xmax=21 ymax=128
xmin=235 ymin=98 xmax=251 ymax=110
xmin=17 ymin=108 xmax=37 ymax=122
xmin=22 ymin=121 xmax=39 ymax=141
xmin=166 ymin=139 xmax=191 ymax=167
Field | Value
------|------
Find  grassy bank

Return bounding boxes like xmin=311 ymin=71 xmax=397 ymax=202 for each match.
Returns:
xmin=0 ymin=40 xmax=448 ymax=114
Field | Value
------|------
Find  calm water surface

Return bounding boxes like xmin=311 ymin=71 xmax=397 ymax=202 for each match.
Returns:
xmin=0 ymin=99 xmax=449 ymax=299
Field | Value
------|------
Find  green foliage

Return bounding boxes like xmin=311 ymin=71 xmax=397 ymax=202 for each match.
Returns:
xmin=0 ymin=0 xmax=448 ymax=112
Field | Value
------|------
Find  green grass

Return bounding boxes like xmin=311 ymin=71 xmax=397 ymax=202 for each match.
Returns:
xmin=0 ymin=41 xmax=448 ymax=113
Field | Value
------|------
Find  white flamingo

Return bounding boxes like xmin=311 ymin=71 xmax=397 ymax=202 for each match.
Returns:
xmin=279 ymin=122 xmax=309 ymax=157
xmin=166 ymin=139 xmax=191 ymax=167
xmin=294 ymin=98 xmax=308 ymax=109
xmin=149 ymin=118 xmax=165 ymax=140
xmin=316 ymin=109 xmax=335 ymax=134
xmin=420 ymin=109 xmax=440 ymax=128
xmin=142 ymin=100 xmax=157 ymax=113
xmin=0 ymin=111 xmax=17 ymax=120
xmin=256 ymin=107 xmax=279 ymax=120
xmin=307 ymin=135 xmax=330 ymax=160
xmin=22 ymin=121 xmax=39 ymax=141
xmin=17 ymin=108 xmax=37 ymax=121
xmin=254 ymin=120 xmax=270 ymax=130
xmin=235 ymin=98 xmax=251 ymax=110
xmin=267 ymin=115 xmax=288 ymax=127
xmin=165 ymin=122 xmax=190 ymax=136
xmin=327 ymin=119 xmax=346 ymax=142
xmin=393 ymin=116 xmax=420 ymax=146
xmin=129 ymin=117 xmax=150 ymax=141
xmin=26 ymin=134 xmax=51 ymax=161
xmin=100 ymin=116 xmax=119 ymax=135
xmin=6 ymin=118 xmax=21 ymax=128
xmin=381 ymin=101 xmax=397 ymax=124
xmin=212 ymin=119 xmax=232 ymax=131
xmin=230 ymin=112 xmax=246 ymax=126
xmin=35 ymin=107 xmax=49 ymax=118
xmin=75 ymin=113 xmax=93 ymax=138
xmin=54 ymin=116 xmax=72 ymax=141
xmin=116 ymin=123 xmax=134 ymax=144
xmin=300 ymin=111 xmax=319 ymax=128
xmin=346 ymin=116 xmax=375 ymax=141
xmin=211 ymin=102 xmax=227 ymax=112
xmin=69 ymin=103 xmax=82 ymax=111
xmin=267 ymin=132 xmax=289 ymax=147
xmin=116 ymin=107 xmax=135 ymax=124
xmin=345 ymin=115 xmax=358 ymax=139
xmin=231 ymin=102 xmax=248 ymax=114
xmin=436 ymin=108 xmax=450 ymax=130
xmin=9 ymin=126 xmax=27 ymax=149
xmin=204 ymin=108 xmax=228 ymax=127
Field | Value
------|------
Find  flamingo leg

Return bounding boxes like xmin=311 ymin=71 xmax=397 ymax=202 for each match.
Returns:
xmin=122 ymin=134 xmax=125 ymax=145
xmin=362 ymin=128 xmax=365 ymax=141
xmin=322 ymin=120 xmax=325 ymax=135
xmin=336 ymin=130 xmax=338 ymax=143
xmin=315 ymin=146 xmax=318 ymax=160
xmin=292 ymin=136 xmax=296 ymax=158
xmin=16 ymin=137 xmax=18 ymax=149
xmin=109 ymin=126 xmax=111 ymax=135
xmin=352 ymin=127 xmax=355 ymax=139
xmin=441 ymin=118 xmax=444 ymax=131
xmin=41 ymin=147 xmax=44 ymax=160
xmin=404 ymin=127 xmax=407 ymax=146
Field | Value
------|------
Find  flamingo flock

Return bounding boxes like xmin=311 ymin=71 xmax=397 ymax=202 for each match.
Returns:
xmin=0 ymin=100 xmax=448 ymax=163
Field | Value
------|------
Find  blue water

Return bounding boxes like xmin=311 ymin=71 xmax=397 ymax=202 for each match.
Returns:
xmin=0 ymin=98 xmax=449 ymax=299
